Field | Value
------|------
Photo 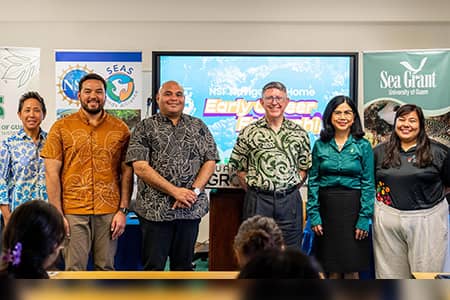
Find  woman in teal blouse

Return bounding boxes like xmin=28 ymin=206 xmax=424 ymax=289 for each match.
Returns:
xmin=307 ymin=95 xmax=375 ymax=279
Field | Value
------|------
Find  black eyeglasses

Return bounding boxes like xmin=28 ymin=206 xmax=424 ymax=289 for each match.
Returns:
xmin=262 ymin=96 xmax=286 ymax=103
xmin=333 ymin=110 xmax=353 ymax=117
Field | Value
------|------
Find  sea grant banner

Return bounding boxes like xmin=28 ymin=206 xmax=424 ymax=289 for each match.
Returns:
xmin=363 ymin=50 xmax=450 ymax=147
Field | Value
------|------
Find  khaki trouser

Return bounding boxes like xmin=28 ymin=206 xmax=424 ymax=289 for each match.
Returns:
xmin=64 ymin=214 xmax=117 ymax=271
xmin=373 ymin=200 xmax=448 ymax=279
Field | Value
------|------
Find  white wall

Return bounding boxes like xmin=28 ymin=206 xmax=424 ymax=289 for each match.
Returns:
xmin=2 ymin=0 xmax=450 ymax=243
xmin=2 ymin=0 xmax=450 ymax=127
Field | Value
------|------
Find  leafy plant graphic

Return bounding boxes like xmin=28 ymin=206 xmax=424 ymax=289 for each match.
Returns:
xmin=0 ymin=48 xmax=39 ymax=88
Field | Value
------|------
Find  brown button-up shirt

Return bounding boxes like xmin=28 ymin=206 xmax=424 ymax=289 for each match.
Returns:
xmin=41 ymin=110 xmax=130 ymax=215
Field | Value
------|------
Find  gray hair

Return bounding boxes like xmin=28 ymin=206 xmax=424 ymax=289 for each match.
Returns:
xmin=262 ymin=81 xmax=287 ymax=96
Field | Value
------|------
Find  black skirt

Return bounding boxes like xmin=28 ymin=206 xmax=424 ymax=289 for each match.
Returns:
xmin=313 ymin=186 xmax=370 ymax=273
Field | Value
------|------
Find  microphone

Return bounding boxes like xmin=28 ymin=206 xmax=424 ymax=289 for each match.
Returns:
xmin=146 ymin=97 xmax=152 ymax=117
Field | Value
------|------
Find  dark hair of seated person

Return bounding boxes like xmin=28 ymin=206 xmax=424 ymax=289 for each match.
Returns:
xmin=0 ymin=200 xmax=65 ymax=279
xmin=233 ymin=215 xmax=285 ymax=268
xmin=238 ymin=248 xmax=322 ymax=279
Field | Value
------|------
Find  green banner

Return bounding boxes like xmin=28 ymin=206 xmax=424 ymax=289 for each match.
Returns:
xmin=363 ymin=50 xmax=450 ymax=147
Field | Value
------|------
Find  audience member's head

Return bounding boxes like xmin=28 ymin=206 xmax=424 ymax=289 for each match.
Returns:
xmin=238 ymin=248 xmax=322 ymax=279
xmin=0 ymin=200 xmax=65 ymax=278
xmin=233 ymin=215 xmax=284 ymax=268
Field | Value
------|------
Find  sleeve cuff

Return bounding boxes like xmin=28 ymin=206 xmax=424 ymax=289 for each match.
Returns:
xmin=309 ymin=214 xmax=322 ymax=227
xmin=356 ymin=216 xmax=370 ymax=231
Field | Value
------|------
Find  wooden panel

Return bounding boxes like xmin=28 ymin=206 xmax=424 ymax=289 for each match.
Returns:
xmin=209 ymin=189 xmax=245 ymax=271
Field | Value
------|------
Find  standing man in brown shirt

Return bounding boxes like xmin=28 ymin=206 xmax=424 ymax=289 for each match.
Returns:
xmin=41 ymin=73 xmax=133 ymax=271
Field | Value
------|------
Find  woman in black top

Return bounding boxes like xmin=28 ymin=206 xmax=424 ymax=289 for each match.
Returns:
xmin=373 ymin=104 xmax=450 ymax=279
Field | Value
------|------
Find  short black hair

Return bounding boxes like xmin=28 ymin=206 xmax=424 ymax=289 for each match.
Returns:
xmin=78 ymin=73 xmax=107 ymax=92
xmin=18 ymin=91 xmax=47 ymax=116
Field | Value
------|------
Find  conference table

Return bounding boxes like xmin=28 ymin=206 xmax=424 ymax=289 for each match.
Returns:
xmin=49 ymin=271 xmax=239 ymax=279
xmin=412 ymin=273 xmax=450 ymax=279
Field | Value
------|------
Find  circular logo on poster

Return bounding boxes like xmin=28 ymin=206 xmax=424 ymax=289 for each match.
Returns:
xmin=106 ymin=73 xmax=135 ymax=104
xmin=57 ymin=65 xmax=92 ymax=105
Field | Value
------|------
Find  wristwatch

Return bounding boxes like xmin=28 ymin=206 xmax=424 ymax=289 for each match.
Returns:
xmin=191 ymin=187 xmax=202 ymax=196
xmin=119 ymin=207 xmax=129 ymax=215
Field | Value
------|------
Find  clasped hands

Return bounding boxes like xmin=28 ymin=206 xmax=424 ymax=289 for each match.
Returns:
xmin=171 ymin=187 xmax=198 ymax=209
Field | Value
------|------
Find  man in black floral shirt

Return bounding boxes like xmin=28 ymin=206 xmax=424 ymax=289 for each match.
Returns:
xmin=126 ymin=81 xmax=219 ymax=270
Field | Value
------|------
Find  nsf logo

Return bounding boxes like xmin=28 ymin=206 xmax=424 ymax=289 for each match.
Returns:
xmin=106 ymin=73 xmax=135 ymax=104
xmin=57 ymin=65 xmax=93 ymax=105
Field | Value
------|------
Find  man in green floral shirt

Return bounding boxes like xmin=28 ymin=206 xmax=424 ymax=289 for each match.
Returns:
xmin=229 ymin=81 xmax=311 ymax=249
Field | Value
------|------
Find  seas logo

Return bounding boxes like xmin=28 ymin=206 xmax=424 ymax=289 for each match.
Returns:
xmin=105 ymin=65 xmax=136 ymax=104
xmin=379 ymin=57 xmax=436 ymax=89
xmin=57 ymin=65 xmax=93 ymax=105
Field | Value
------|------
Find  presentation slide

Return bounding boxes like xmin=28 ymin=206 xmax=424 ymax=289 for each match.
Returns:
xmin=155 ymin=53 xmax=355 ymax=166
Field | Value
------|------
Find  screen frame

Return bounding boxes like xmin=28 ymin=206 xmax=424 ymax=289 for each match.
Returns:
xmin=151 ymin=51 xmax=359 ymax=114
xmin=151 ymin=51 xmax=359 ymax=188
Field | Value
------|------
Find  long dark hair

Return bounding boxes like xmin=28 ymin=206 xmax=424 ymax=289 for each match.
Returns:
xmin=1 ymin=200 xmax=65 ymax=278
xmin=320 ymin=95 xmax=365 ymax=142
xmin=382 ymin=104 xmax=432 ymax=168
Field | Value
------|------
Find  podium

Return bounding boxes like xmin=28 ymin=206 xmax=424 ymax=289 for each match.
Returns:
xmin=209 ymin=188 xmax=245 ymax=271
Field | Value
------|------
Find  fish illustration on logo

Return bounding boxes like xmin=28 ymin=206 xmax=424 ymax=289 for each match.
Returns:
xmin=400 ymin=57 xmax=427 ymax=74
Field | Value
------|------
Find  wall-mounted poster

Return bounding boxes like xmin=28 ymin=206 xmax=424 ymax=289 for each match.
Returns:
xmin=0 ymin=47 xmax=40 ymax=141
xmin=364 ymin=50 xmax=450 ymax=147
xmin=55 ymin=50 xmax=143 ymax=130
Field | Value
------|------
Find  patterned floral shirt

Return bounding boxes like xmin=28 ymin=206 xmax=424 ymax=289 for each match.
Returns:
xmin=41 ymin=110 xmax=130 ymax=215
xmin=125 ymin=113 xmax=219 ymax=222
xmin=229 ymin=117 xmax=311 ymax=191
xmin=0 ymin=128 xmax=48 ymax=211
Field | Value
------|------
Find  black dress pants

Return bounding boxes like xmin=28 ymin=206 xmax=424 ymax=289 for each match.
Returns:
xmin=138 ymin=217 xmax=200 ymax=271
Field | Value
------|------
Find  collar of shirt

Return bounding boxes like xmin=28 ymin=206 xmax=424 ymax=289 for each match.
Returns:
xmin=400 ymin=145 xmax=417 ymax=154
xmin=157 ymin=113 xmax=187 ymax=126
xmin=257 ymin=117 xmax=288 ymax=131
xmin=77 ymin=109 xmax=107 ymax=127
xmin=17 ymin=128 xmax=47 ymax=142
xmin=330 ymin=135 xmax=355 ymax=151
